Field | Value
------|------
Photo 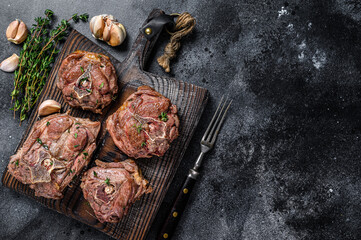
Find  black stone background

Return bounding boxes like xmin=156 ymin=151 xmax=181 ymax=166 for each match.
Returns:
xmin=1 ymin=0 xmax=361 ymax=239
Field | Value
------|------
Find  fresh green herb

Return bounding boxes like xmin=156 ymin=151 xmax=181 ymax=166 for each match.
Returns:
xmin=67 ymin=129 xmax=70 ymax=133
xmin=75 ymin=122 xmax=81 ymax=125
xmin=10 ymin=10 xmax=89 ymax=123
xmin=71 ymin=13 xmax=89 ymax=23
xmin=131 ymin=104 xmax=135 ymax=109
xmin=69 ymin=169 xmax=73 ymax=173
xmin=80 ymin=66 xmax=84 ymax=73
xmin=46 ymin=121 xmax=50 ymax=126
xmin=93 ymin=171 xmax=97 ymax=177
xmin=43 ymin=144 xmax=49 ymax=150
xmin=70 ymin=93 xmax=74 ymax=100
xmin=141 ymin=142 xmax=146 ymax=147
xmin=50 ymin=161 xmax=53 ymax=165
xmin=86 ymin=89 xmax=92 ymax=93
xmin=37 ymin=138 xmax=43 ymax=144
xmin=133 ymin=124 xmax=142 ymax=133
xmin=105 ymin=177 xmax=110 ymax=185
xmin=128 ymin=98 xmax=133 ymax=102
xmin=80 ymin=77 xmax=88 ymax=83
xmin=83 ymin=152 xmax=88 ymax=156
xmin=99 ymin=82 xmax=104 ymax=89
xmin=159 ymin=112 xmax=168 ymax=122
xmin=96 ymin=99 xmax=98 ymax=104
xmin=15 ymin=160 xmax=19 ymax=166
xmin=100 ymin=65 xmax=104 ymax=68
xmin=74 ymin=133 xmax=78 ymax=138
xmin=74 ymin=144 xmax=79 ymax=148
xmin=98 ymin=55 xmax=102 ymax=58
xmin=76 ymin=126 xmax=79 ymax=129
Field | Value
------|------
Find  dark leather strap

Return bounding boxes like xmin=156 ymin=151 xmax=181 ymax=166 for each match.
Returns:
xmin=140 ymin=14 xmax=175 ymax=40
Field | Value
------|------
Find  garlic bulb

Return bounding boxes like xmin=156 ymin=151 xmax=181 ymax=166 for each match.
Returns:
xmin=6 ymin=19 xmax=28 ymax=44
xmin=89 ymin=15 xmax=126 ymax=47
xmin=38 ymin=100 xmax=61 ymax=116
xmin=0 ymin=54 xmax=19 ymax=72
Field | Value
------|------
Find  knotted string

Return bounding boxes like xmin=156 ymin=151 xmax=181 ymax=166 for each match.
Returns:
xmin=157 ymin=12 xmax=196 ymax=73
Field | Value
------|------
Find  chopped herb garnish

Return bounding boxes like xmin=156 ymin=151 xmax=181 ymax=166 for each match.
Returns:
xmin=76 ymin=126 xmax=79 ymax=129
xmin=141 ymin=142 xmax=146 ymax=147
xmin=74 ymin=133 xmax=78 ymax=138
xmin=98 ymin=55 xmax=102 ymax=58
xmin=86 ymin=89 xmax=92 ymax=93
xmin=37 ymin=138 xmax=42 ymax=144
xmin=50 ymin=161 xmax=53 ymax=166
xmin=46 ymin=121 xmax=50 ymax=126
xmin=75 ymin=122 xmax=81 ymax=125
xmin=159 ymin=112 xmax=168 ymax=122
xmin=131 ymin=104 xmax=135 ymax=109
xmin=43 ymin=144 xmax=49 ymax=150
xmin=80 ymin=66 xmax=84 ymax=73
xmin=100 ymin=65 xmax=104 ymax=68
xmin=83 ymin=152 xmax=88 ymax=156
xmin=128 ymin=98 xmax=133 ymax=102
xmin=15 ymin=160 xmax=19 ymax=166
xmin=67 ymin=129 xmax=70 ymax=133
xmin=99 ymin=82 xmax=104 ymax=89
xmin=70 ymin=93 xmax=74 ymax=100
xmin=69 ymin=169 xmax=73 ymax=173
xmin=74 ymin=144 xmax=79 ymax=148
xmin=133 ymin=124 xmax=142 ymax=133
xmin=105 ymin=177 xmax=110 ymax=185
xmin=93 ymin=171 xmax=97 ymax=177
xmin=96 ymin=99 xmax=98 ymax=104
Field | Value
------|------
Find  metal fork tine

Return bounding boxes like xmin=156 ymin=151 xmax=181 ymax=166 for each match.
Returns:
xmin=202 ymin=95 xmax=224 ymax=141
xmin=206 ymin=97 xmax=228 ymax=142
xmin=210 ymin=99 xmax=232 ymax=144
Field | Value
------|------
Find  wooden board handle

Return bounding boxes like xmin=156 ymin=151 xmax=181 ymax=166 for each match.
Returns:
xmin=124 ymin=9 xmax=169 ymax=70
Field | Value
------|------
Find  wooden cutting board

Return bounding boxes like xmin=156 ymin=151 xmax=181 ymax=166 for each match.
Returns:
xmin=1 ymin=9 xmax=208 ymax=240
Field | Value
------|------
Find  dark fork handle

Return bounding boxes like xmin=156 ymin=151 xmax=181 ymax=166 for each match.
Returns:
xmin=158 ymin=174 xmax=197 ymax=239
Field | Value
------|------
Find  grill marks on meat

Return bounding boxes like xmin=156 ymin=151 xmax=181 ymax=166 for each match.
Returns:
xmin=106 ymin=86 xmax=180 ymax=159
xmin=8 ymin=113 xmax=100 ymax=199
xmin=81 ymin=160 xmax=152 ymax=223
xmin=57 ymin=50 xmax=118 ymax=114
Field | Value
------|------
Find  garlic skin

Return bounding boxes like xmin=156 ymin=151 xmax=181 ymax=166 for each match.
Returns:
xmin=89 ymin=15 xmax=126 ymax=46
xmin=0 ymin=54 xmax=19 ymax=72
xmin=38 ymin=100 xmax=61 ymax=116
xmin=6 ymin=19 xmax=28 ymax=44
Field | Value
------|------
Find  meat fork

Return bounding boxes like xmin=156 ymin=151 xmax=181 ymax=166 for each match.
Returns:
xmin=158 ymin=96 xmax=232 ymax=240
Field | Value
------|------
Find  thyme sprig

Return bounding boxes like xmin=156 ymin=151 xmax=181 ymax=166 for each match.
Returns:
xmin=11 ymin=10 xmax=88 ymax=122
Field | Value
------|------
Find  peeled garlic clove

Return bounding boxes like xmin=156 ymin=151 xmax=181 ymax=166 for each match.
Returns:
xmin=0 ymin=54 xmax=19 ymax=72
xmin=6 ymin=19 xmax=28 ymax=44
xmin=108 ymin=23 xmax=126 ymax=46
xmin=90 ymin=15 xmax=104 ymax=39
xmin=38 ymin=100 xmax=61 ymax=116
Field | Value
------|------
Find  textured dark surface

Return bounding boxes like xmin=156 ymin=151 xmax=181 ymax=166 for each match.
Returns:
xmin=1 ymin=0 xmax=361 ymax=239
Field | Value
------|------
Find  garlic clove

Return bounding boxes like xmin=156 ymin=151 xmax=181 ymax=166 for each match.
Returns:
xmin=38 ymin=100 xmax=61 ymax=116
xmin=0 ymin=53 xmax=19 ymax=72
xmin=90 ymin=15 xmax=105 ymax=39
xmin=108 ymin=23 xmax=126 ymax=46
xmin=102 ymin=20 xmax=112 ymax=42
xmin=6 ymin=19 xmax=28 ymax=44
xmin=6 ymin=20 xmax=20 ymax=40
xmin=13 ymin=21 xmax=28 ymax=44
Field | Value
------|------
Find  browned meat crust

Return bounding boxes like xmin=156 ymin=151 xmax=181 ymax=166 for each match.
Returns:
xmin=57 ymin=50 xmax=118 ymax=114
xmin=106 ymin=86 xmax=179 ymax=159
xmin=8 ymin=112 xmax=100 ymax=199
xmin=80 ymin=159 xmax=152 ymax=223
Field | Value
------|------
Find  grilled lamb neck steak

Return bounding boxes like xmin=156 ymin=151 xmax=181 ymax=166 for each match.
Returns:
xmin=106 ymin=86 xmax=179 ymax=159
xmin=81 ymin=159 xmax=152 ymax=223
xmin=57 ymin=50 xmax=118 ymax=114
xmin=8 ymin=112 xmax=100 ymax=199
